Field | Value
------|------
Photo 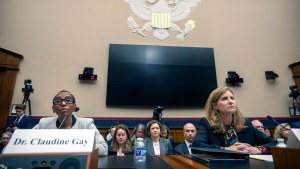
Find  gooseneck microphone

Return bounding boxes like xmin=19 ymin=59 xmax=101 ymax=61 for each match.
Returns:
xmin=266 ymin=115 xmax=290 ymax=130
xmin=58 ymin=107 xmax=79 ymax=129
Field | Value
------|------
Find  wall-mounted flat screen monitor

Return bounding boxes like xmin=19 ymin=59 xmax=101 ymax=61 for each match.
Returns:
xmin=106 ymin=44 xmax=218 ymax=108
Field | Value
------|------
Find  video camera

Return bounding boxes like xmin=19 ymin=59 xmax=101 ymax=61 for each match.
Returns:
xmin=22 ymin=79 xmax=34 ymax=100
xmin=152 ymin=106 xmax=164 ymax=121
xmin=289 ymin=85 xmax=299 ymax=99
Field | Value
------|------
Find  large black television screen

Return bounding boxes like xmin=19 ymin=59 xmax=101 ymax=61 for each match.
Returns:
xmin=106 ymin=44 xmax=218 ymax=107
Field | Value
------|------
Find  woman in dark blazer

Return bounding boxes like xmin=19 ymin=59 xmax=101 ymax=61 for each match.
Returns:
xmin=192 ymin=87 xmax=276 ymax=154
xmin=144 ymin=120 xmax=173 ymax=155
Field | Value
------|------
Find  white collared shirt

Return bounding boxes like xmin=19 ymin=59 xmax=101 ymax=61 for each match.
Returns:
xmin=15 ymin=114 xmax=25 ymax=124
xmin=153 ymin=142 xmax=160 ymax=155
xmin=185 ymin=140 xmax=192 ymax=155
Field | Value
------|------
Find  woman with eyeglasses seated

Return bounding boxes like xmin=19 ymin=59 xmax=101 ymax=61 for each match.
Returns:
xmin=0 ymin=131 xmax=13 ymax=153
xmin=273 ymin=123 xmax=291 ymax=144
xmin=192 ymin=87 xmax=276 ymax=154
xmin=108 ymin=124 xmax=133 ymax=156
xmin=33 ymin=90 xmax=108 ymax=156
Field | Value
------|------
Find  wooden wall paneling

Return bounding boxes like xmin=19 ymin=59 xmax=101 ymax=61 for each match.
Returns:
xmin=170 ymin=129 xmax=185 ymax=143
xmin=0 ymin=48 xmax=23 ymax=132
xmin=289 ymin=61 xmax=300 ymax=91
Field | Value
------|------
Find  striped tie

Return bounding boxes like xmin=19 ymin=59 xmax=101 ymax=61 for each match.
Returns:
xmin=14 ymin=116 xmax=20 ymax=126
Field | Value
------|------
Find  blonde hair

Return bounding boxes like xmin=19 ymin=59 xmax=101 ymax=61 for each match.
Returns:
xmin=273 ymin=123 xmax=290 ymax=139
xmin=205 ymin=87 xmax=246 ymax=133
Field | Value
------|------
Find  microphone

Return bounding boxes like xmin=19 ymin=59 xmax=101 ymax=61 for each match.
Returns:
xmin=58 ymin=107 xmax=79 ymax=129
xmin=73 ymin=107 xmax=80 ymax=112
xmin=266 ymin=115 xmax=290 ymax=130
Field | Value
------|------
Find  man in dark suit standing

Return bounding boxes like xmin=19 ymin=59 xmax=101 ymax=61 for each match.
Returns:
xmin=7 ymin=104 xmax=33 ymax=132
xmin=174 ymin=123 xmax=197 ymax=155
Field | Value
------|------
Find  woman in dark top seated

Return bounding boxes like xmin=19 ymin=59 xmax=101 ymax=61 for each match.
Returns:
xmin=192 ymin=87 xmax=276 ymax=154
xmin=108 ymin=124 xmax=133 ymax=156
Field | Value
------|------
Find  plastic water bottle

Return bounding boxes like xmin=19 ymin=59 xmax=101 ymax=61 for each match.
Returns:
xmin=276 ymin=138 xmax=286 ymax=148
xmin=134 ymin=138 xmax=146 ymax=162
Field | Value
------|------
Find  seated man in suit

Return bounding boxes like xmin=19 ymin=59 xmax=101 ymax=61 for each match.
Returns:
xmin=6 ymin=104 xmax=33 ymax=132
xmin=174 ymin=123 xmax=197 ymax=155
xmin=251 ymin=120 xmax=265 ymax=133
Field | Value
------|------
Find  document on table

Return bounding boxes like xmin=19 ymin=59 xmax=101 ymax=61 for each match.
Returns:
xmin=250 ymin=155 xmax=273 ymax=162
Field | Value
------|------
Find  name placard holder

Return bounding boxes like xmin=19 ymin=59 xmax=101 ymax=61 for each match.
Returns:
xmin=271 ymin=129 xmax=300 ymax=169
xmin=0 ymin=129 xmax=98 ymax=169
xmin=287 ymin=129 xmax=300 ymax=148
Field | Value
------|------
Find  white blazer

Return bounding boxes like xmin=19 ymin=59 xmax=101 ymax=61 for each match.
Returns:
xmin=33 ymin=116 xmax=108 ymax=156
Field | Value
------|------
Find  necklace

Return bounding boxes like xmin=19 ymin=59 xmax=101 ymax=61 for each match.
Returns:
xmin=224 ymin=124 xmax=238 ymax=147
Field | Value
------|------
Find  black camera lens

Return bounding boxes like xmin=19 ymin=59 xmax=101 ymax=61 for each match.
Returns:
xmin=156 ymin=106 xmax=164 ymax=111
xmin=24 ymin=79 xmax=32 ymax=85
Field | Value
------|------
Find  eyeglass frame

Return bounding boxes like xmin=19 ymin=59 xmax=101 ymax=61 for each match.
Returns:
xmin=53 ymin=97 xmax=76 ymax=105
xmin=1 ymin=137 xmax=10 ymax=140
xmin=255 ymin=126 xmax=264 ymax=129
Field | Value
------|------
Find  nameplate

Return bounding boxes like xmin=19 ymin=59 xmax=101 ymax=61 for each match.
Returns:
xmin=287 ymin=128 xmax=300 ymax=149
xmin=2 ymin=129 xmax=95 ymax=154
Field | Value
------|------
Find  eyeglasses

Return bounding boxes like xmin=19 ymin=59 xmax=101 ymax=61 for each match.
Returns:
xmin=282 ymin=128 xmax=291 ymax=131
xmin=1 ymin=137 xmax=10 ymax=140
xmin=53 ymin=97 xmax=75 ymax=105
xmin=255 ymin=126 xmax=264 ymax=129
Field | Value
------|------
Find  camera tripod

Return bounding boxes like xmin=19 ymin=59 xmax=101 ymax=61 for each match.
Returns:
xmin=22 ymin=93 xmax=32 ymax=116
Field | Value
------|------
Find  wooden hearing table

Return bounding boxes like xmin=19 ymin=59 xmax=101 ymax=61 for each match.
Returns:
xmin=97 ymin=155 xmax=274 ymax=169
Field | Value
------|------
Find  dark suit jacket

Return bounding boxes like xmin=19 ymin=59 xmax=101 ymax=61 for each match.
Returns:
xmin=144 ymin=137 xmax=173 ymax=155
xmin=13 ymin=115 xmax=33 ymax=129
xmin=192 ymin=118 xmax=276 ymax=154
xmin=0 ymin=144 xmax=6 ymax=153
xmin=174 ymin=142 xmax=190 ymax=155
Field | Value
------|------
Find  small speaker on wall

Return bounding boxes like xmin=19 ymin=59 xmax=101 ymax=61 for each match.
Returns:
xmin=265 ymin=71 xmax=279 ymax=80
xmin=226 ymin=71 xmax=243 ymax=85
xmin=78 ymin=67 xmax=97 ymax=81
